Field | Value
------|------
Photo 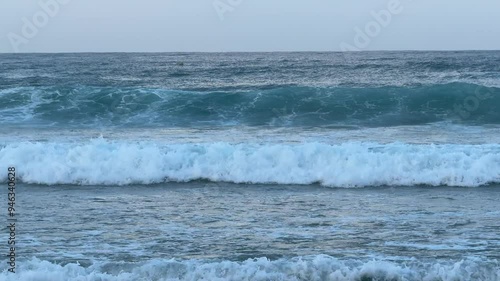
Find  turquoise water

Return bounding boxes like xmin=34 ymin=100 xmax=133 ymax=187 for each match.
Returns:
xmin=0 ymin=52 xmax=499 ymax=280
xmin=1 ymin=52 xmax=500 ymax=128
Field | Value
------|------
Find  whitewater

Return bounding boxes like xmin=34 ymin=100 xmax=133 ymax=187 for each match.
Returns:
xmin=1 ymin=51 xmax=499 ymax=280
xmin=1 ymin=139 xmax=500 ymax=187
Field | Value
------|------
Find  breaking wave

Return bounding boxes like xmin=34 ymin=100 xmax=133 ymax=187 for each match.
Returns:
xmin=0 ymin=256 xmax=498 ymax=281
xmin=0 ymin=83 xmax=499 ymax=128
xmin=1 ymin=139 xmax=499 ymax=187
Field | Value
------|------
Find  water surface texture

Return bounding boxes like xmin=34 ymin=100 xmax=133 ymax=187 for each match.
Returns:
xmin=0 ymin=52 xmax=499 ymax=280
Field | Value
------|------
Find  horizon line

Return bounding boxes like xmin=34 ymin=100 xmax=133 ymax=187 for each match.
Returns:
xmin=1 ymin=49 xmax=500 ymax=55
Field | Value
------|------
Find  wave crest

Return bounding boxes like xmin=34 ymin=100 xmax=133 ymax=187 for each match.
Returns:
xmin=1 ymin=83 xmax=499 ymax=128
xmin=1 ymin=139 xmax=499 ymax=187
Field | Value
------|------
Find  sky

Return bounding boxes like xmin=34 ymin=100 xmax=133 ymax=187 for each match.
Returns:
xmin=0 ymin=0 xmax=499 ymax=53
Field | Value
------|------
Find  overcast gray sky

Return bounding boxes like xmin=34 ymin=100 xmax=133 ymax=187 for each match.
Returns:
xmin=1 ymin=0 xmax=499 ymax=53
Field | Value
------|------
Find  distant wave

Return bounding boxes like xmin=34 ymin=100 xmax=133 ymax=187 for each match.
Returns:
xmin=0 ymin=83 xmax=499 ymax=128
xmin=0 ymin=256 xmax=497 ymax=281
xmin=1 ymin=139 xmax=499 ymax=187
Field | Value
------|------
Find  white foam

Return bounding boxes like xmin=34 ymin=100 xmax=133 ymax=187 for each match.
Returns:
xmin=1 ymin=139 xmax=500 ymax=187
xmin=0 ymin=256 xmax=498 ymax=281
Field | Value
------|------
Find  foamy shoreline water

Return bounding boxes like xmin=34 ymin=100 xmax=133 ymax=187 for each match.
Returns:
xmin=1 ymin=183 xmax=500 ymax=280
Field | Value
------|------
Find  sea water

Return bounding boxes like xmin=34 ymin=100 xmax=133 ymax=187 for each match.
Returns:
xmin=0 ymin=51 xmax=499 ymax=280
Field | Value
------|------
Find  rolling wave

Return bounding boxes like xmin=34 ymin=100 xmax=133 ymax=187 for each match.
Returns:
xmin=0 ymin=83 xmax=499 ymax=128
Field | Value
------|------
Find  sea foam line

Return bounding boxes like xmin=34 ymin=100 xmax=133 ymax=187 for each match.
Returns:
xmin=1 ymin=139 xmax=499 ymax=187
xmin=0 ymin=256 xmax=498 ymax=281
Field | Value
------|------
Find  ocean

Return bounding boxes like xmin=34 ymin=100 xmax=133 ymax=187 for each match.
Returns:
xmin=0 ymin=51 xmax=499 ymax=280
